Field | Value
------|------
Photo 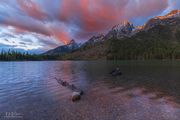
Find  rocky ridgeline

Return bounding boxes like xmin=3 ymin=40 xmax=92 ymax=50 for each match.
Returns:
xmin=105 ymin=21 xmax=134 ymax=40
xmin=156 ymin=10 xmax=180 ymax=20
xmin=44 ymin=10 xmax=180 ymax=56
xmin=83 ymin=34 xmax=105 ymax=46
xmin=139 ymin=10 xmax=180 ymax=31
xmin=44 ymin=39 xmax=81 ymax=55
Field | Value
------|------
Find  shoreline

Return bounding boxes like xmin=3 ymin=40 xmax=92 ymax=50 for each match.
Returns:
xmin=0 ymin=59 xmax=180 ymax=62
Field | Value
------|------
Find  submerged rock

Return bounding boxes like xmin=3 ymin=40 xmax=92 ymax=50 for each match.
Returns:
xmin=74 ymin=90 xmax=84 ymax=95
xmin=71 ymin=92 xmax=81 ymax=102
xmin=110 ymin=67 xmax=122 ymax=76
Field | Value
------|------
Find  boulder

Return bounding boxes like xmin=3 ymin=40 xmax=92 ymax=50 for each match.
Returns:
xmin=75 ymin=90 xmax=84 ymax=95
xmin=110 ymin=67 xmax=122 ymax=76
xmin=55 ymin=78 xmax=84 ymax=102
xmin=71 ymin=92 xmax=81 ymax=102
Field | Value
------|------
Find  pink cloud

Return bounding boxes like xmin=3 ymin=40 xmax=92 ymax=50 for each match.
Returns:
xmin=125 ymin=0 xmax=169 ymax=18
xmin=0 ymin=0 xmax=170 ymax=44
xmin=59 ymin=0 xmax=169 ymax=39
xmin=17 ymin=0 xmax=47 ymax=20
xmin=59 ymin=0 xmax=127 ymax=32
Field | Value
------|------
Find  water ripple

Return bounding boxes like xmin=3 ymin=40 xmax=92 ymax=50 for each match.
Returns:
xmin=0 ymin=61 xmax=180 ymax=120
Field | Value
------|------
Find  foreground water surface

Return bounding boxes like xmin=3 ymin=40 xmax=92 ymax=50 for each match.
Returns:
xmin=0 ymin=61 xmax=180 ymax=120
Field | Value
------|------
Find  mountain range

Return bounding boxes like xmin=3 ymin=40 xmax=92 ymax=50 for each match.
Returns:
xmin=44 ymin=39 xmax=81 ymax=55
xmin=44 ymin=10 xmax=180 ymax=60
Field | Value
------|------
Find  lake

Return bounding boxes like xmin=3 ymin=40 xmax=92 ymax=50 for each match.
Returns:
xmin=0 ymin=61 xmax=180 ymax=120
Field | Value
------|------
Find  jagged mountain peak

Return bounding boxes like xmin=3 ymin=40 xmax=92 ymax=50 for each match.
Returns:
xmin=44 ymin=10 xmax=180 ymax=56
xmin=105 ymin=20 xmax=134 ymax=39
xmin=112 ymin=20 xmax=134 ymax=32
xmin=83 ymin=34 xmax=105 ymax=46
xmin=67 ymin=39 xmax=76 ymax=45
xmin=43 ymin=39 xmax=80 ymax=55
xmin=89 ymin=34 xmax=104 ymax=41
xmin=166 ymin=10 xmax=180 ymax=16
xmin=112 ymin=20 xmax=134 ymax=35
xmin=66 ymin=39 xmax=79 ymax=48
xmin=155 ymin=9 xmax=180 ymax=20
xmin=142 ymin=10 xmax=180 ymax=30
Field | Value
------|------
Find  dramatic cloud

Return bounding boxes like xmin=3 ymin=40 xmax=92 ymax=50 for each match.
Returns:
xmin=17 ymin=0 xmax=47 ymax=20
xmin=59 ymin=0 xmax=126 ymax=31
xmin=0 ymin=0 xmax=179 ymax=52
xmin=0 ymin=26 xmax=59 ymax=52
xmin=125 ymin=0 xmax=168 ymax=18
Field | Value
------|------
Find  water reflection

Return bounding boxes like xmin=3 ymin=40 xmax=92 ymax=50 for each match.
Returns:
xmin=0 ymin=61 xmax=180 ymax=120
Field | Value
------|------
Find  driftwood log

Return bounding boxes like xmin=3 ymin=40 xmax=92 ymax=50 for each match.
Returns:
xmin=55 ymin=78 xmax=84 ymax=101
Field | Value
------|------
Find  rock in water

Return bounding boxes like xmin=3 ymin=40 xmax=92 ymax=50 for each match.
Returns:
xmin=110 ymin=67 xmax=122 ymax=76
xmin=55 ymin=78 xmax=84 ymax=101
xmin=71 ymin=92 xmax=81 ymax=102
xmin=78 ymin=90 xmax=84 ymax=95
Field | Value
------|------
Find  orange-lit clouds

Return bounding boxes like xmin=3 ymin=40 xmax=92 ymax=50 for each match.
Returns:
xmin=79 ymin=0 xmax=126 ymax=32
xmin=17 ymin=0 xmax=47 ymax=20
xmin=59 ymin=0 xmax=169 ymax=39
xmin=55 ymin=32 xmax=69 ymax=45
xmin=59 ymin=0 xmax=127 ymax=32
xmin=0 ymin=0 xmax=174 ymax=45
xmin=50 ymin=26 xmax=71 ymax=45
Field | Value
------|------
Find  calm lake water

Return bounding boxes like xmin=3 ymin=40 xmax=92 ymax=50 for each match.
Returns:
xmin=0 ymin=61 xmax=180 ymax=120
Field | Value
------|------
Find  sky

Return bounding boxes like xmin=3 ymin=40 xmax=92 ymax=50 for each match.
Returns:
xmin=0 ymin=0 xmax=179 ymax=53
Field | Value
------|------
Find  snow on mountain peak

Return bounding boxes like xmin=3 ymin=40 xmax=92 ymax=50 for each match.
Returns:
xmin=104 ymin=20 xmax=134 ymax=39
xmin=155 ymin=10 xmax=180 ymax=20
xmin=112 ymin=21 xmax=134 ymax=34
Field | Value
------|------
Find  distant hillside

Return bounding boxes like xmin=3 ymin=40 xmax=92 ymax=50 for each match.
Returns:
xmin=46 ymin=10 xmax=180 ymax=60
